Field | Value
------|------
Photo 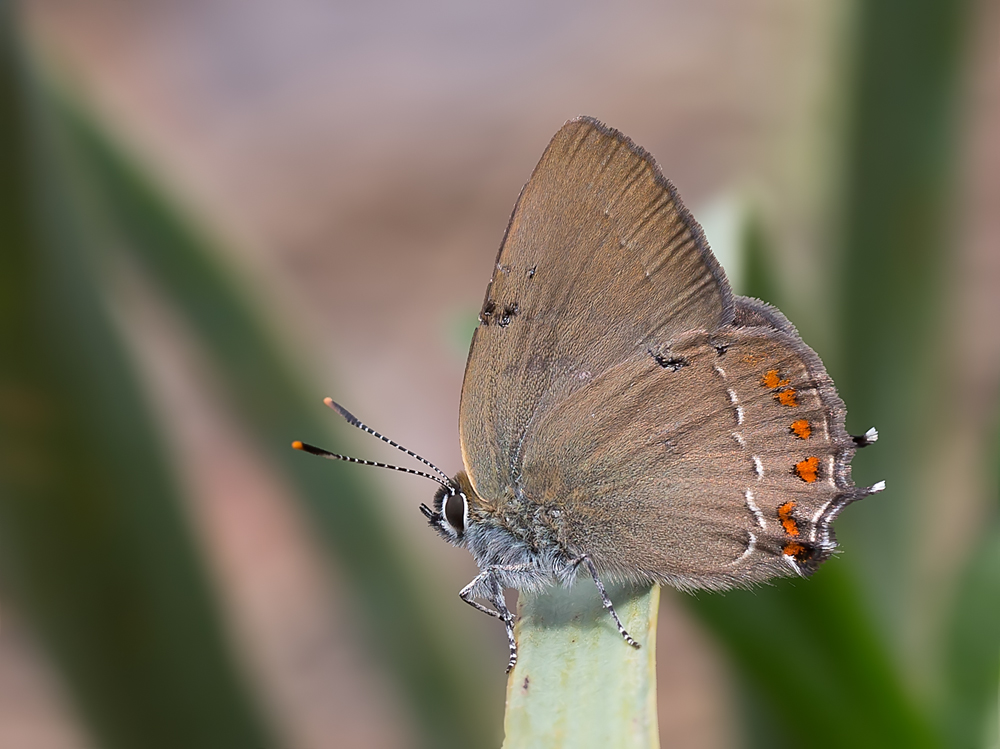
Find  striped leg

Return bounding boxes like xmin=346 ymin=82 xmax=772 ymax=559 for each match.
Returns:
xmin=576 ymin=556 xmax=640 ymax=649
xmin=458 ymin=567 xmax=526 ymax=672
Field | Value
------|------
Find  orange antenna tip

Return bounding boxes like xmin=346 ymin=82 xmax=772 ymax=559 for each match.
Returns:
xmin=323 ymin=396 xmax=334 ymax=407
xmin=291 ymin=440 xmax=305 ymax=450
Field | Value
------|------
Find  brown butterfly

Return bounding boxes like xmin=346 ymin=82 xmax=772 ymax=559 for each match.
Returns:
xmin=295 ymin=116 xmax=882 ymax=671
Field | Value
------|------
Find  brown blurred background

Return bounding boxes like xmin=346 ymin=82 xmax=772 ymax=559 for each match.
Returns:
xmin=2 ymin=1 xmax=997 ymax=747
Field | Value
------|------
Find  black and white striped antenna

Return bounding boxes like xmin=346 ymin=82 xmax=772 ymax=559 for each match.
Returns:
xmin=292 ymin=398 xmax=454 ymax=491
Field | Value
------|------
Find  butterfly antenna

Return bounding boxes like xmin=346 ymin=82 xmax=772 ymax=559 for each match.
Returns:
xmin=322 ymin=397 xmax=453 ymax=482
xmin=292 ymin=440 xmax=453 ymax=491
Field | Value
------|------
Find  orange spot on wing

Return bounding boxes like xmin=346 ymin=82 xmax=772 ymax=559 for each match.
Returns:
xmin=762 ymin=370 xmax=782 ymax=388
xmin=790 ymin=419 xmax=812 ymax=439
xmin=795 ymin=456 xmax=820 ymax=483
xmin=783 ymin=541 xmax=808 ymax=559
xmin=762 ymin=370 xmax=793 ymax=408
xmin=776 ymin=389 xmax=799 ymax=407
xmin=778 ymin=501 xmax=799 ymax=536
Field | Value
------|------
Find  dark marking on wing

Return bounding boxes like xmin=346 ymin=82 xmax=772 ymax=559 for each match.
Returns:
xmin=481 ymin=299 xmax=496 ymax=325
xmin=498 ymin=303 xmax=519 ymax=328
xmin=649 ymin=350 xmax=688 ymax=371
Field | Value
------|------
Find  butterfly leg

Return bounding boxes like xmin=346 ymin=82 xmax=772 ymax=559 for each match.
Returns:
xmin=576 ymin=556 xmax=640 ymax=649
xmin=489 ymin=575 xmax=518 ymax=673
xmin=459 ymin=567 xmax=525 ymax=672
xmin=458 ymin=570 xmax=505 ymax=619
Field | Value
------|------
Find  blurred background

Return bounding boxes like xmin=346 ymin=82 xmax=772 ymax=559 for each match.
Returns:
xmin=1 ymin=1 xmax=997 ymax=747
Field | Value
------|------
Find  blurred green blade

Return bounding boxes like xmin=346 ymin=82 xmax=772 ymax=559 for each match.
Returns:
xmin=31 ymin=39 xmax=494 ymax=749
xmin=739 ymin=209 xmax=783 ymax=311
xmin=690 ymin=569 xmax=939 ymax=748
xmin=943 ymin=525 xmax=1000 ymax=749
xmin=0 ymin=11 xmax=276 ymax=749
xmin=834 ymin=0 xmax=973 ymax=615
xmin=833 ymin=0 xmax=975 ymax=739
xmin=941 ymin=416 xmax=1000 ymax=749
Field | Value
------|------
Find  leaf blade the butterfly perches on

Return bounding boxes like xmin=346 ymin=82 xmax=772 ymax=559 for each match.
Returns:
xmin=503 ymin=584 xmax=660 ymax=749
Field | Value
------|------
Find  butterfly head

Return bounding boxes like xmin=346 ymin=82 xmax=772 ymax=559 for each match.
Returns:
xmin=421 ymin=471 xmax=482 ymax=545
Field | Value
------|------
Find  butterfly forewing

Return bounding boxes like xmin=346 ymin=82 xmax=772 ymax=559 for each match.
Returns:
xmin=460 ymin=117 xmax=734 ymax=502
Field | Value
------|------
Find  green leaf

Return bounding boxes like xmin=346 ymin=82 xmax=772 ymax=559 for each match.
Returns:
xmin=940 ymin=415 xmax=1000 ymax=749
xmin=833 ymin=0 xmax=973 ymax=622
xmin=739 ymin=209 xmax=783 ymax=310
xmin=503 ymin=584 xmax=660 ymax=749
xmin=29 ymin=46 xmax=494 ymax=749
xmin=942 ymin=526 xmax=1000 ymax=749
xmin=0 ymin=10 xmax=276 ymax=748
xmin=690 ymin=568 xmax=939 ymax=748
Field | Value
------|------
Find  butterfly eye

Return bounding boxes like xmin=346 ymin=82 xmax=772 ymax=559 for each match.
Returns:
xmin=444 ymin=491 xmax=466 ymax=535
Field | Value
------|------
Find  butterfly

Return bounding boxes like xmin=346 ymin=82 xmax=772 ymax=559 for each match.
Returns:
xmin=295 ymin=116 xmax=882 ymax=671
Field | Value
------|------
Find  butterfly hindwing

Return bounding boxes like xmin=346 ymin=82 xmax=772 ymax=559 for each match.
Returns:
xmin=516 ymin=314 xmax=861 ymax=590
